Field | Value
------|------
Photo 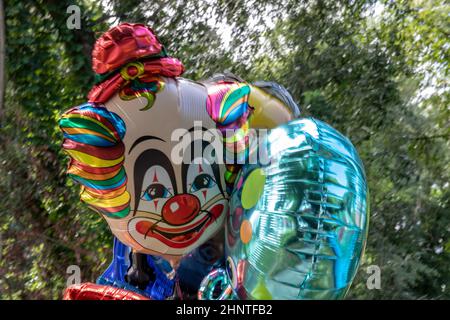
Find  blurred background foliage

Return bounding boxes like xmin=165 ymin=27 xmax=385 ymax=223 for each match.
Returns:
xmin=0 ymin=0 xmax=448 ymax=299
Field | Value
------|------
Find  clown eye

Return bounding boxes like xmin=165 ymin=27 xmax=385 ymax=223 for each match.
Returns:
xmin=142 ymin=183 xmax=171 ymax=201
xmin=190 ymin=173 xmax=216 ymax=192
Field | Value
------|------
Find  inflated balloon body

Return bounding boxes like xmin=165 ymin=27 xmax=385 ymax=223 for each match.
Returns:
xmin=199 ymin=118 xmax=369 ymax=299
xmin=59 ymin=23 xmax=299 ymax=299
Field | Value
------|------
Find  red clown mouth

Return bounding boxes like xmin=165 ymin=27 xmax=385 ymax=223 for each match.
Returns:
xmin=135 ymin=203 xmax=224 ymax=248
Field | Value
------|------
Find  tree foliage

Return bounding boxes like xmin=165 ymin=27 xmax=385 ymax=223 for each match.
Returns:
xmin=1 ymin=0 xmax=448 ymax=299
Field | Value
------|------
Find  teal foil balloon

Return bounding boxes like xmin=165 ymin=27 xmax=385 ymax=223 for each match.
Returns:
xmin=199 ymin=117 xmax=369 ymax=300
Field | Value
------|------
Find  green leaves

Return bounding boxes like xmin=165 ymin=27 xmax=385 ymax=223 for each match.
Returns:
xmin=1 ymin=0 xmax=448 ymax=299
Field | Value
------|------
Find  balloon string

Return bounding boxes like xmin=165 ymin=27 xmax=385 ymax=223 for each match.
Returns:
xmin=174 ymin=276 xmax=183 ymax=300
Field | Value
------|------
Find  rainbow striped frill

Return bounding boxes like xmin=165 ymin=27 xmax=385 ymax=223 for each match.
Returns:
xmin=59 ymin=103 xmax=130 ymax=218
xmin=206 ymin=82 xmax=252 ymax=189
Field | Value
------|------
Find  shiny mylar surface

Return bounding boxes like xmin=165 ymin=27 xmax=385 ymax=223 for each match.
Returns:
xmin=218 ymin=117 xmax=369 ymax=299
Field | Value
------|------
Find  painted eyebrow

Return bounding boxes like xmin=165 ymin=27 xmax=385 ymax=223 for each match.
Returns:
xmin=129 ymin=135 xmax=165 ymax=154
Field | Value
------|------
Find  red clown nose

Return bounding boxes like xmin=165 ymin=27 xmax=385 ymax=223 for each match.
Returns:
xmin=162 ymin=194 xmax=201 ymax=226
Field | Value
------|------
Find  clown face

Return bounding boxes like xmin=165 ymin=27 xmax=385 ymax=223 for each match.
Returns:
xmin=125 ymin=149 xmax=227 ymax=256
xmin=100 ymin=77 xmax=228 ymax=257
xmin=60 ymin=72 xmax=300 ymax=261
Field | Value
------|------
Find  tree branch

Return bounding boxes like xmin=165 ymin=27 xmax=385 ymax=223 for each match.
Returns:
xmin=401 ymin=133 xmax=450 ymax=141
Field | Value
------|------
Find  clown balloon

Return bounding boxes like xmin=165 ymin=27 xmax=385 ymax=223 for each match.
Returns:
xmin=59 ymin=23 xmax=368 ymax=300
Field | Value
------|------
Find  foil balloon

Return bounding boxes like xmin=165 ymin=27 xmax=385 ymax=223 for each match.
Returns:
xmin=199 ymin=118 xmax=369 ymax=300
xmin=96 ymin=233 xmax=225 ymax=300
xmin=59 ymin=23 xmax=299 ymax=298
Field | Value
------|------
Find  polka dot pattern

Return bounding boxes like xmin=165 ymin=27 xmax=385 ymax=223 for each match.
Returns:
xmin=241 ymin=168 xmax=266 ymax=209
